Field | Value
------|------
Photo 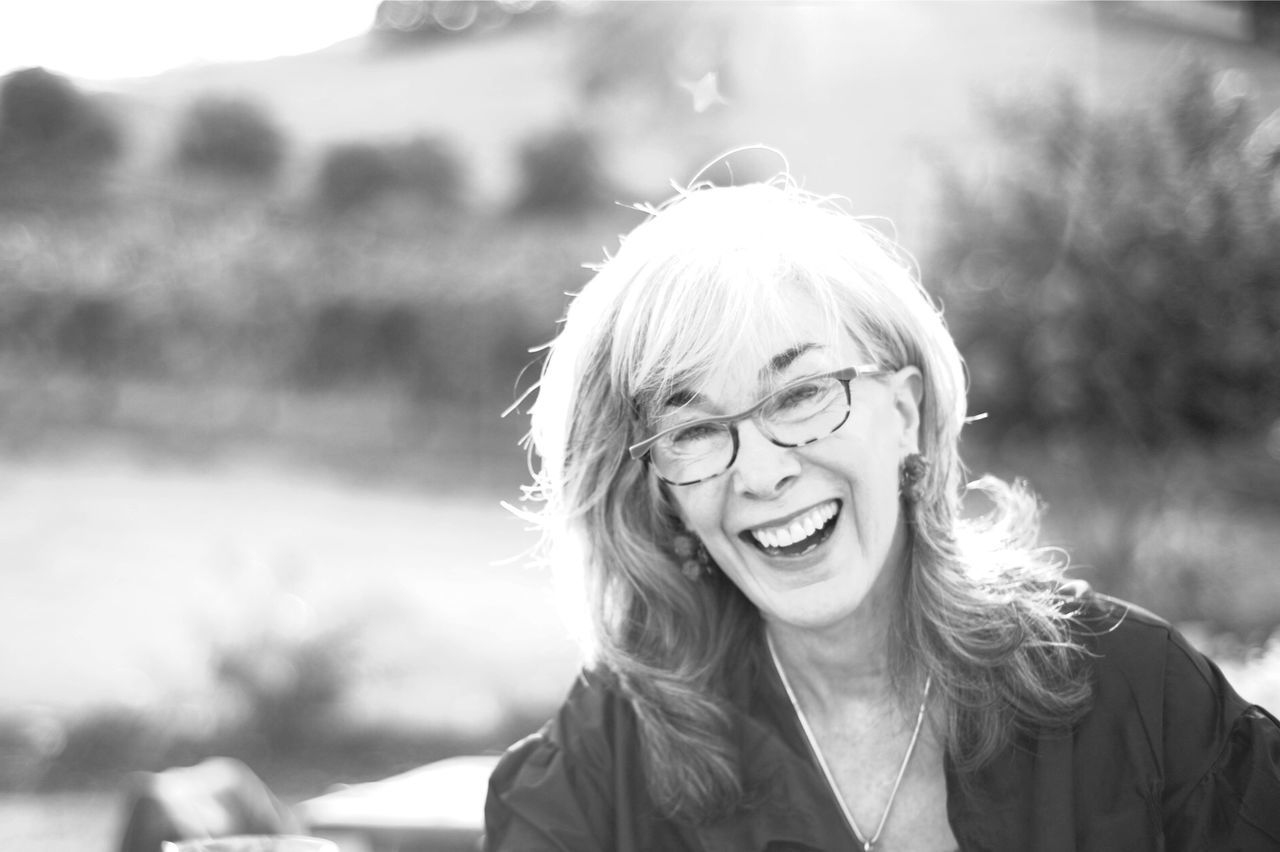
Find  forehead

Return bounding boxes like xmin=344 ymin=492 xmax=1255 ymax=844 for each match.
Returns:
xmin=671 ymin=296 xmax=864 ymax=406
xmin=617 ymin=244 xmax=880 ymax=419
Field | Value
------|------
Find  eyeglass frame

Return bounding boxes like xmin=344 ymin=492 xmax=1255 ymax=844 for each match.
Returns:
xmin=627 ymin=363 xmax=890 ymax=486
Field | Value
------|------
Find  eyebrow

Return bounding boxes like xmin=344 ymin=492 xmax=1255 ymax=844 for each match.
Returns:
xmin=657 ymin=343 xmax=824 ymax=411
xmin=766 ymin=343 xmax=820 ymax=376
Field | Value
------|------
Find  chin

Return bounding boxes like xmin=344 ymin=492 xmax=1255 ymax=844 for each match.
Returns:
xmin=759 ymin=578 xmax=873 ymax=630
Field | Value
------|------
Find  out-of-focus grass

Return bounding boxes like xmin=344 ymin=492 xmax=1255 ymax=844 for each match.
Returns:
xmin=0 ymin=458 xmax=580 ymax=767
xmin=0 ymin=791 xmax=120 ymax=852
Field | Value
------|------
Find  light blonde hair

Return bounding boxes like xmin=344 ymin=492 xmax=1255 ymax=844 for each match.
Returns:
xmin=522 ymin=177 xmax=1090 ymax=821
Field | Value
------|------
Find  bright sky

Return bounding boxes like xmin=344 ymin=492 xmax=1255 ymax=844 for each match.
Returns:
xmin=0 ymin=2 xmax=375 ymax=81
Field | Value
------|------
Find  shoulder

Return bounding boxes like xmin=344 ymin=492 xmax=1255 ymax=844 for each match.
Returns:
xmin=1064 ymin=590 xmax=1249 ymax=731
xmin=484 ymin=668 xmax=642 ymax=851
xmin=488 ymin=666 xmax=634 ymax=793
xmin=1064 ymin=589 xmax=1280 ymax=845
xmin=1065 ymin=590 xmax=1247 ymax=718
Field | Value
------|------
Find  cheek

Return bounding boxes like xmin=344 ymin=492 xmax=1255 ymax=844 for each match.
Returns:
xmin=668 ymin=486 xmax=722 ymax=540
xmin=859 ymin=464 xmax=903 ymax=537
xmin=670 ymin=489 xmax=745 ymax=572
xmin=834 ymin=440 xmax=902 ymax=533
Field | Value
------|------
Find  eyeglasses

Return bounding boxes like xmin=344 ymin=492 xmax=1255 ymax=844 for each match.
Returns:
xmin=628 ymin=364 xmax=888 ymax=486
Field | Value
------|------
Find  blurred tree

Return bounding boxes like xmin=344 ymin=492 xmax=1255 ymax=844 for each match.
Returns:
xmin=928 ymin=61 xmax=1280 ymax=448
xmin=511 ymin=123 xmax=610 ymax=216
xmin=0 ymin=66 xmax=122 ymax=197
xmin=316 ymin=143 xmax=399 ymax=213
xmin=1245 ymin=1 xmax=1280 ymax=49
xmin=316 ymin=136 xmax=465 ymax=214
xmin=172 ymin=95 xmax=286 ymax=182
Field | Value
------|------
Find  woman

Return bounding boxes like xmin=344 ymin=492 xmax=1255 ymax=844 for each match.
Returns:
xmin=484 ymin=178 xmax=1280 ymax=851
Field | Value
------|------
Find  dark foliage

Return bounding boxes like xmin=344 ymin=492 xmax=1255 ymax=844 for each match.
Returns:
xmin=928 ymin=62 xmax=1280 ymax=448
xmin=0 ymin=288 xmax=151 ymax=375
xmin=511 ymin=124 xmax=610 ymax=215
xmin=316 ymin=144 xmax=398 ymax=213
xmin=172 ymin=95 xmax=286 ymax=182
xmin=316 ymin=137 xmax=465 ymax=214
xmin=0 ymin=67 xmax=122 ymax=193
xmin=291 ymin=291 xmax=551 ymax=405
xmin=213 ymin=619 xmax=360 ymax=755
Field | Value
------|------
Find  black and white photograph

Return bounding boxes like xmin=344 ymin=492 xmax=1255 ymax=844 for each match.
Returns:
xmin=1 ymin=2 xmax=1279 ymax=850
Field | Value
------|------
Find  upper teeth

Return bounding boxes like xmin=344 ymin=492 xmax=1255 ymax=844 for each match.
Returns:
xmin=750 ymin=501 xmax=838 ymax=550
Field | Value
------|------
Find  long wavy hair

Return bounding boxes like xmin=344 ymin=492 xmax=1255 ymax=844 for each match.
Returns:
xmin=522 ymin=178 xmax=1092 ymax=822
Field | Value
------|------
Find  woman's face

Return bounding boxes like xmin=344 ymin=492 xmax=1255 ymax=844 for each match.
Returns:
xmin=661 ymin=297 xmax=922 ymax=634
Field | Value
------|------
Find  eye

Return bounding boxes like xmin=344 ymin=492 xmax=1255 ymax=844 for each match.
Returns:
xmin=775 ymin=380 xmax=825 ymax=409
xmin=776 ymin=376 xmax=842 ymax=413
xmin=668 ymin=421 xmax=723 ymax=446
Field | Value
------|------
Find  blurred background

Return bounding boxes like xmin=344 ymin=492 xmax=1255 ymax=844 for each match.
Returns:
xmin=1 ymin=1 xmax=1279 ymax=848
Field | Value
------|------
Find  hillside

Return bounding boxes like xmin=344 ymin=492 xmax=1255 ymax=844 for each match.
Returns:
xmin=101 ymin=25 xmax=578 ymax=201
xmin=84 ymin=3 xmax=1280 ymax=241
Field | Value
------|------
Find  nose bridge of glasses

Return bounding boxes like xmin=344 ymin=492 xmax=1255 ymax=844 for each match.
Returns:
xmin=731 ymin=412 xmax=802 ymax=478
xmin=741 ymin=404 xmax=791 ymax=447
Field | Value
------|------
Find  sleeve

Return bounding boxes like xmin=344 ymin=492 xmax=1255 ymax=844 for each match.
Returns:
xmin=483 ymin=670 xmax=631 ymax=852
xmin=483 ymin=730 xmax=613 ymax=852
xmin=1160 ymin=629 xmax=1280 ymax=850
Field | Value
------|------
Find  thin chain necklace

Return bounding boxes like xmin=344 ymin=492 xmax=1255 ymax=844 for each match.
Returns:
xmin=767 ymin=634 xmax=932 ymax=852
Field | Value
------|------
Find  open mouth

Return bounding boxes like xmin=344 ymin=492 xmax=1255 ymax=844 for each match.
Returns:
xmin=741 ymin=500 xmax=841 ymax=558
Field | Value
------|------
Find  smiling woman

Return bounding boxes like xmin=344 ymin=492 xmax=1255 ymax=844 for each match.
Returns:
xmin=484 ymin=176 xmax=1280 ymax=851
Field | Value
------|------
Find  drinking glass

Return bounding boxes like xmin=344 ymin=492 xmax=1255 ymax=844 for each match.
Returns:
xmin=161 ymin=837 xmax=338 ymax=852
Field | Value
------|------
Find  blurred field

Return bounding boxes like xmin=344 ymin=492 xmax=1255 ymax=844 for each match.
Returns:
xmin=3 ymin=2 xmax=1280 ymax=848
xmin=0 ymin=452 xmax=580 ymax=852
xmin=0 ymin=455 xmax=577 ymax=718
xmin=0 ymin=792 xmax=119 ymax=852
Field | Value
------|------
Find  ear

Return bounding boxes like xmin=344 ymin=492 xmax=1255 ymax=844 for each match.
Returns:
xmin=888 ymin=366 xmax=923 ymax=455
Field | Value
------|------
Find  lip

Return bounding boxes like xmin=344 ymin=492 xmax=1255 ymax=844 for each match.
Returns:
xmin=736 ymin=500 xmax=843 ymax=564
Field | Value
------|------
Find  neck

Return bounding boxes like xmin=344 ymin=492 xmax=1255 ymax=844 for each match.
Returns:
xmin=764 ymin=521 xmax=910 ymax=713
xmin=765 ymin=611 xmax=894 ymax=712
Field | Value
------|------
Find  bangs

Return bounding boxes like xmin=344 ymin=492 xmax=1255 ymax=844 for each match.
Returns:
xmin=613 ymin=251 xmax=848 ymax=423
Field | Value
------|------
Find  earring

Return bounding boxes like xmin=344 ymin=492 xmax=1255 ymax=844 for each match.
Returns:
xmin=899 ymin=453 xmax=930 ymax=503
xmin=672 ymin=532 xmax=713 ymax=580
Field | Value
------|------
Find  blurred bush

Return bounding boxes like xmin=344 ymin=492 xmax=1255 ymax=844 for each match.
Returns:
xmin=291 ymin=282 xmax=557 ymax=407
xmin=511 ymin=124 xmax=610 ymax=215
xmin=928 ymin=61 xmax=1280 ymax=448
xmin=172 ymin=95 xmax=286 ymax=182
xmin=212 ymin=605 xmax=361 ymax=756
xmin=0 ymin=189 xmax=602 ymax=444
xmin=316 ymin=136 xmax=465 ymax=214
xmin=0 ymin=67 xmax=122 ymax=200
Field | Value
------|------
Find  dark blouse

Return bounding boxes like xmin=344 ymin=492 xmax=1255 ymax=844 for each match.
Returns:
xmin=484 ymin=594 xmax=1280 ymax=851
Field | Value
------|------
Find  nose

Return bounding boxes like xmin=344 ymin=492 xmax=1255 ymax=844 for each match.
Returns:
xmin=731 ymin=419 xmax=801 ymax=498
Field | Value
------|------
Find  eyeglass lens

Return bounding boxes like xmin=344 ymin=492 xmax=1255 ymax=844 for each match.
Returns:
xmin=651 ymin=376 xmax=849 ymax=484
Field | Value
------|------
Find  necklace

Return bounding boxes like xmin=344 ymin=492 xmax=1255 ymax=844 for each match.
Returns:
xmin=766 ymin=634 xmax=932 ymax=852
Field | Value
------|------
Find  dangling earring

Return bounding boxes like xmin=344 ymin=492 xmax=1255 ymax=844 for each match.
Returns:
xmin=672 ymin=531 xmax=713 ymax=580
xmin=899 ymin=453 xmax=930 ymax=503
